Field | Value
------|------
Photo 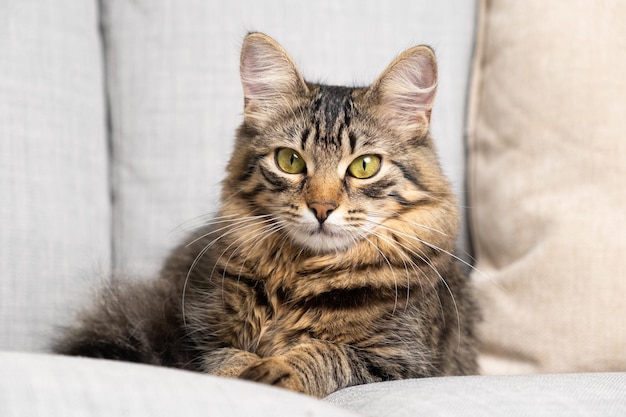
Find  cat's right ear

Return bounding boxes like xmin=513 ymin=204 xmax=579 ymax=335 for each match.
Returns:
xmin=240 ymin=33 xmax=308 ymax=127
xmin=369 ymin=45 xmax=438 ymax=138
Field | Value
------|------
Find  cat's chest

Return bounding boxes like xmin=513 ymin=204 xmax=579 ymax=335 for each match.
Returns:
xmin=230 ymin=282 xmax=380 ymax=357
xmin=238 ymin=290 xmax=315 ymax=356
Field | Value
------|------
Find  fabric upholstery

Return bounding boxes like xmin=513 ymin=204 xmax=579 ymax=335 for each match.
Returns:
xmin=0 ymin=352 xmax=358 ymax=417
xmin=2 ymin=352 xmax=625 ymax=417
xmin=327 ymin=372 xmax=626 ymax=417
xmin=101 ymin=0 xmax=478 ymax=277
xmin=468 ymin=0 xmax=626 ymax=373
xmin=0 ymin=0 xmax=109 ymax=351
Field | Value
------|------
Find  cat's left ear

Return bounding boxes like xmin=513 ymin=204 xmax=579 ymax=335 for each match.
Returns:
xmin=240 ymin=33 xmax=309 ymax=128
xmin=369 ymin=46 xmax=438 ymax=137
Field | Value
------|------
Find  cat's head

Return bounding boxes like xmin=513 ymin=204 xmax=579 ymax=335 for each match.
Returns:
xmin=222 ymin=33 xmax=457 ymax=256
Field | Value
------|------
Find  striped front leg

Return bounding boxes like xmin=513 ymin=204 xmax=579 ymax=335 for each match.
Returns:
xmin=238 ymin=340 xmax=376 ymax=397
xmin=204 ymin=347 xmax=262 ymax=378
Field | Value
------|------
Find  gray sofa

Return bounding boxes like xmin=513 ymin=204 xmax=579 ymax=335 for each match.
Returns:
xmin=2 ymin=1 xmax=625 ymax=416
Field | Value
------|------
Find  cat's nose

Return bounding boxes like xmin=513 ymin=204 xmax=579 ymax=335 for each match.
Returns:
xmin=308 ymin=202 xmax=337 ymax=224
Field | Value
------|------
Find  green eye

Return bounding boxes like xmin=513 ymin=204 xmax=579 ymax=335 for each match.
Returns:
xmin=276 ymin=148 xmax=306 ymax=174
xmin=348 ymin=155 xmax=381 ymax=179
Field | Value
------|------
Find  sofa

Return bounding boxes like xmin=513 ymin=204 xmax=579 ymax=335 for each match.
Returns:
xmin=1 ymin=1 xmax=625 ymax=416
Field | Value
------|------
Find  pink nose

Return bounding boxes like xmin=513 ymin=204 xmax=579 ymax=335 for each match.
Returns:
xmin=308 ymin=202 xmax=337 ymax=224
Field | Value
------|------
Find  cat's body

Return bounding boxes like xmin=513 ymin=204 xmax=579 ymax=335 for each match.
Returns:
xmin=55 ymin=33 xmax=479 ymax=397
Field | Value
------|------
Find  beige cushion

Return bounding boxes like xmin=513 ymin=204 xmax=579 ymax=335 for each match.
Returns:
xmin=468 ymin=0 xmax=626 ymax=373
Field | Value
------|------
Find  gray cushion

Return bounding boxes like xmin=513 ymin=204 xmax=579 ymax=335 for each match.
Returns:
xmin=0 ymin=352 xmax=358 ymax=417
xmin=327 ymin=372 xmax=626 ymax=417
xmin=2 ymin=352 xmax=624 ymax=417
xmin=0 ymin=0 xmax=109 ymax=351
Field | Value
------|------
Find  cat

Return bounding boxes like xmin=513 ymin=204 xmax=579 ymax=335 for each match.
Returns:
xmin=54 ymin=32 xmax=479 ymax=398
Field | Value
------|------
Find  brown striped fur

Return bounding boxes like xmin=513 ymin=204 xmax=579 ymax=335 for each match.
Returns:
xmin=54 ymin=33 xmax=479 ymax=397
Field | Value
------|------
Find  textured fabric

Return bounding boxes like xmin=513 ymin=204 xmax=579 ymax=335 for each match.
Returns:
xmin=0 ymin=1 xmax=109 ymax=351
xmin=468 ymin=0 xmax=626 ymax=373
xmin=102 ymin=0 xmax=477 ymax=277
xmin=0 ymin=352 xmax=359 ymax=417
xmin=327 ymin=373 xmax=626 ymax=417
xmin=2 ymin=353 xmax=624 ymax=417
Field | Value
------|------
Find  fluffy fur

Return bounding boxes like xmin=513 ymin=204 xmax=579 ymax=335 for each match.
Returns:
xmin=54 ymin=33 xmax=479 ymax=397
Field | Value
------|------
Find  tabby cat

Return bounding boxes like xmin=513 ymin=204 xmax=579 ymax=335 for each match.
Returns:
xmin=55 ymin=33 xmax=479 ymax=397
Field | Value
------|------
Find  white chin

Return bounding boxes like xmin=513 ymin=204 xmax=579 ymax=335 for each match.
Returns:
xmin=288 ymin=229 xmax=355 ymax=254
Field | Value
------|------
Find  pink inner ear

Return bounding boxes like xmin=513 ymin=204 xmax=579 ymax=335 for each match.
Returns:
xmin=240 ymin=36 xmax=306 ymax=107
xmin=386 ymin=58 xmax=436 ymax=110
xmin=377 ymin=50 xmax=438 ymax=131
xmin=240 ymin=46 xmax=279 ymax=101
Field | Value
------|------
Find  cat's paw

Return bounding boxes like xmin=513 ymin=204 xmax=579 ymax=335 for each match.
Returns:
xmin=238 ymin=357 xmax=306 ymax=394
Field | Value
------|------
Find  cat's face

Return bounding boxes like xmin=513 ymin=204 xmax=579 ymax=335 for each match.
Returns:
xmin=222 ymin=33 xmax=455 ymax=255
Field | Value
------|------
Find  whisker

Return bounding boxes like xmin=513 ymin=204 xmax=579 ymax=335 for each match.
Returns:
xmin=216 ymin=219 xmax=287 ymax=286
xmin=356 ymin=231 xmax=399 ymax=315
xmin=365 ymin=220 xmax=462 ymax=348
xmin=366 ymin=216 xmax=485 ymax=279
xmin=184 ymin=214 xmax=274 ymax=248
xmin=181 ymin=215 xmax=274 ymax=327
xmin=173 ymin=212 xmax=239 ymax=233
xmin=368 ymin=211 xmax=444 ymax=233
xmin=366 ymin=230 xmax=423 ymax=309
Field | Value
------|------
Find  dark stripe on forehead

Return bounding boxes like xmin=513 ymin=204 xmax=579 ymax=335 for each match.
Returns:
xmin=312 ymin=95 xmax=323 ymax=113
xmin=320 ymin=86 xmax=348 ymax=121
xmin=343 ymin=99 xmax=352 ymax=127
xmin=301 ymin=127 xmax=311 ymax=150
xmin=310 ymin=86 xmax=355 ymax=149
xmin=348 ymin=132 xmax=358 ymax=154
xmin=336 ymin=123 xmax=345 ymax=145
